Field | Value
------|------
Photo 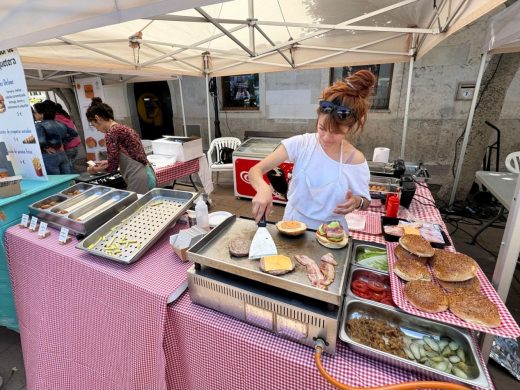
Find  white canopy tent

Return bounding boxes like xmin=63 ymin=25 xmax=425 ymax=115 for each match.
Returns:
xmin=449 ymin=0 xmax=520 ymax=359
xmin=4 ymin=0 xmax=505 ymax=147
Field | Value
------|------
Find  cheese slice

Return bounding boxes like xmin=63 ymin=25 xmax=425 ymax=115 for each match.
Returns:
xmin=403 ymin=227 xmax=421 ymax=236
xmin=262 ymin=255 xmax=293 ymax=272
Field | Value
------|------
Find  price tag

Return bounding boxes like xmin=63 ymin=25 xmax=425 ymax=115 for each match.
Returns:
xmin=29 ymin=216 xmax=38 ymax=231
xmin=59 ymin=227 xmax=70 ymax=244
xmin=20 ymin=214 xmax=29 ymax=227
xmin=38 ymin=222 xmax=48 ymax=238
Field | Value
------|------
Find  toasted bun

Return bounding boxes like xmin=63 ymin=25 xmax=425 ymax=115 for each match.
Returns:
xmin=403 ymin=281 xmax=448 ymax=313
xmin=438 ymin=277 xmax=480 ymax=293
xmin=276 ymin=220 xmax=306 ymax=236
xmin=448 ymin=291 xmax=500 ymax=327
xmin=316 ymin=231 xmax=348 ymax=249
xmin=432 ymin=250 xmax=477 ymax=282
xmin=259 ymin=255 xmax=295 ymax=275
xmin=399 ymin=235 xmax=434 ymax=257
xmin=394 ymin=244 xmax=428 ymax=265
xmin=393 ymin=258 xmax=431 ymax=282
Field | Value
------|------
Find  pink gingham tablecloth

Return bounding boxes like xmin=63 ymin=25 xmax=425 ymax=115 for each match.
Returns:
xmin=6 ymin=224 xmax=191 ymax=390
xmin=164 ymin=293 xmax=494 ymax=390
xmin=154 ymin=159 xmax=200 ymax=187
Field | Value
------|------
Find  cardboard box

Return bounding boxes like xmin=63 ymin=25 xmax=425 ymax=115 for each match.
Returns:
xmin=151 ymin=136 xmax=203 ymax=162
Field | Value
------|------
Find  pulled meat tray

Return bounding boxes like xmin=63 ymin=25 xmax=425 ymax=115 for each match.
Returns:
xmin=386 ymin=242 xmax=520 ymax=338
xmin=187 ymin=216 xmax=352 ymax=305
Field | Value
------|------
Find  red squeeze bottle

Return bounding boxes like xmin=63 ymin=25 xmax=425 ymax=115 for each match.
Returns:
xmin=386 ymin=195 xmax=400 ymax=218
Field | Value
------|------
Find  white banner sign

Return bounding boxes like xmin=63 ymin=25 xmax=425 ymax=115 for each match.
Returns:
xmin=74 ymin=76 xmax=106 ymax=162
xmin=0 ymin=48 xmax=47 ymax=180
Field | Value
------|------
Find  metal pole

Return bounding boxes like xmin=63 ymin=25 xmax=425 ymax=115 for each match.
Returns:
xmin=479 ymin=174 xmax=520 ymax=360
xmin=178 ymin=77 xmax=187 ymax=137
xmin=248 ymin=0 xmax=256 ymax=55
xmin=400 ymin=54 xmax=414 ymax=159
xmin=206 ymin=73 xmax=212 ymax=145
xmin=449 ymin=53 xmax=487 ymax=206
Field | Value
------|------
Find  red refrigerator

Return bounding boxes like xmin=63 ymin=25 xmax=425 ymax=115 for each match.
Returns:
xmin=233 ymin=137 xmax=294 ymax=204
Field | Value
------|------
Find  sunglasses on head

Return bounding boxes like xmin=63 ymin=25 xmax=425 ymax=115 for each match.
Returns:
xmin=319 ymin=100 xmax=355 ymax=121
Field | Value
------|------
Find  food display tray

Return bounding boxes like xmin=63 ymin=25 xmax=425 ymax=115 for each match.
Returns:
xmin=77 ymin=189 xmax=196 ymax=264
xmin=29 ymin=186 xmax=137 ymax=236
xmin=339 ymin=298 xmax=492 ymax=389
xmin=60 ymin=183 xmax=94 ymax=197
xmin=386 ymin=242 xmax=520 ymax=338
xmin=187 ymin=216 xmax=352 ymax=305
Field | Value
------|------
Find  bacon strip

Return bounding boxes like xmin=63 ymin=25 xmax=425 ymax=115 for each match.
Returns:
xmin=294 ymin=255 xmax=325 ymax=288
xmin=320 ymin=253 xmax=337 ymax=287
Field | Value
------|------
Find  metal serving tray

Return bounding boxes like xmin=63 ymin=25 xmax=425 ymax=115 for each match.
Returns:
xmin=77 ymin=189 xmax=196 ymax=264
xmin=187 ymin=216 xmax=352 ymax=305
xmin=339 ymin=299 xmax=491 ymax=389
xmin=370 ymin=175 xmax=401 ymax=187
xmin=29 ymin=187 xmax=136 ymax=236
xmin=31 ymin=194 xmax=68 ymax=211
xmin=351 ymin=241 xmax=388 ymax=273
xmin=346 ymin=266 xmax=394 ymax=307
xmin=60 ymin=183 xmax=94 ymax=197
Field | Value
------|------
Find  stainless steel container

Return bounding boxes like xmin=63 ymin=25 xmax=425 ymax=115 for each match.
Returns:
xmin=60 ymin=183 xmax=94 ymax=197
xmin=351 ymin=241 xmax=388 ymax=273
xmin=339 ymin=299 xmax=491 ymax=389
xmin=77 ymin=189 xmax=196 ymax=264
xmin=346 ymin=266 xmax=395 ymax=308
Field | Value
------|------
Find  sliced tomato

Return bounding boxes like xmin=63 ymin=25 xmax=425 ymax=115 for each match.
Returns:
xmin=371 ymin=291 xmax=386 ymax=302
xmin=367 ymin=280 xmax=386 ymax=292
xmin=351 ymin=280 xmax=369 ymax=292
xmin=353 ymin=289 xmax=372 ymax=300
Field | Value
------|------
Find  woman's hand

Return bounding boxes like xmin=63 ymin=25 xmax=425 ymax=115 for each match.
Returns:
xmin=87 ymin=161 xmax=108 ymax=174
xmin=333 ymin=190 xmax=362 ymax=215
xmin=252 ymin=185 xmax=273 ymax=223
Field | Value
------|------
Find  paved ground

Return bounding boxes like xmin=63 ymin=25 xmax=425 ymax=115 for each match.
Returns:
xmin=1 ymin=170 xmax=519 ymax=389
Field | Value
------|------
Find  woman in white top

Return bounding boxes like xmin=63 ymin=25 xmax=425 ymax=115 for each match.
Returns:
xmin=249 ymin=70 xmax=375 ymax=230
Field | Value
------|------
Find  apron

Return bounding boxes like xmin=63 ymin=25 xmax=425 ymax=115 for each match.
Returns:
xmin=119 ymin=152 xmax=156 ymax=194
xmin=284 ymin=135 xmax=353 ymax=231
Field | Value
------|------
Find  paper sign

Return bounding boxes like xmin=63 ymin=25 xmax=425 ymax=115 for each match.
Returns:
xmin=74 ymin=76 xmax=106 ymax=161
xmin=38 ymin=221 xmax=48 ymax=237
xmin=59 ymin=227 xmax=70 ymax=243
xmin=0 ymin=48 xmax=47 ymax=180
xmin=29 ymin=216 xmax=38 ymax=230
xmin=20 ymin=213 xmax=29 ymax=227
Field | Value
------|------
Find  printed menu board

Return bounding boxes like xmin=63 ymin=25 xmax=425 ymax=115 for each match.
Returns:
xmin=74 ymin=76 xmax=106 ymax=162
xmin=0 ymin=48 xmax=47 ymax=180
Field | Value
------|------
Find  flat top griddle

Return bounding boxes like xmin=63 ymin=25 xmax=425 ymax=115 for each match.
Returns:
xmin=187 ymin=216 xmax=352 ymax=305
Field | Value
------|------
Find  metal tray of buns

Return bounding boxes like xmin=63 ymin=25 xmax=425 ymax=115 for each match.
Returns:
xmin=77 ymin=189 xmax=196 ymax=264
xmin=339 ymin=298 xmax=491 ymax=389
xmin=29 ymin=185 xmax=137 ymax=236
xmin=187 ymin=216 xmax=352 ymax=305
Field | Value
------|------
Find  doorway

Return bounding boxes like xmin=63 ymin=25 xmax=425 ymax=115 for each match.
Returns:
xmin=133 ymin=81 xmax=173 ymax=140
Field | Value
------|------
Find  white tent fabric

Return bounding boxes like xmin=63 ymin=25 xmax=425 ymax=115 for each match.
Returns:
xmin=0 ymin=0 xmax=223 ymax=52
xmin=14 ymin=0 xmax=504 ymax=78
xmin=449 ymin=0 xmax=520 ymax=359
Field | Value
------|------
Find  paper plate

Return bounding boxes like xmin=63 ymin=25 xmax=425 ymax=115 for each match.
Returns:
xmin=208 ymin=211 xmax=233 ymax=228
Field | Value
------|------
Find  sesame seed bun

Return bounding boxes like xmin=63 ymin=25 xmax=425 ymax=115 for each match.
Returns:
xmin=393 ymin=258 xmax=432 ymax=282
xmin=432 ymin=250 xmax=477 ymax=282
xmin=403 ymin=280 xmax=448 ymax=313
xmin=399 ymin=235 xmax=434 ymax=257
xmin=448 ymin=290 xmax=500 ymax=327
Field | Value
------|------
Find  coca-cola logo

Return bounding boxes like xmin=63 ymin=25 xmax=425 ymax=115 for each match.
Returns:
xmin=240 ymin=171 xmax=250 ymax=184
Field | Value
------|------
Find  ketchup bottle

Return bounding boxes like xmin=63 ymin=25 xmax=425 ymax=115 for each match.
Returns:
xmin=386 ymin=195 xmax=400 ymax=218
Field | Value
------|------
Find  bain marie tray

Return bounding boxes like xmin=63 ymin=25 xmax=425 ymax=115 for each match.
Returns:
xmin=29 ymin=185 xmax=137 ymax=236
xmin=77 ymin=189 xmax=196 ymax=264
xmin=386 ymin=242 xmax=520 ymax=338
xmin=339 ymin=298 xmax=492 ymax=389
xmin=187 ymin=216 xmax=352 ymax=305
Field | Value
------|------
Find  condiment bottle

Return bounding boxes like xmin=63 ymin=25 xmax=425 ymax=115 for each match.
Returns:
xmin=386 ymin=195 xmax=400 ymax=218
xmin=195 ymin=196 xmax=209 ymax=230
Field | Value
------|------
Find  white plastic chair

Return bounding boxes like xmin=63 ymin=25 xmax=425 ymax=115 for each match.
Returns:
xmin=206 ymin=137 xmax=241 ymax=183
xmin=505 ymin=151 xmax=520 ymax=173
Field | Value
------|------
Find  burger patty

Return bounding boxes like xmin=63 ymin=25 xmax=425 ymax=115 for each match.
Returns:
xmin=228 ymin=238 xmax=250 ymax=257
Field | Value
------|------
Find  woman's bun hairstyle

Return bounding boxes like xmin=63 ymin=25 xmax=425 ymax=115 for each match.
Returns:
xmin=318 ymin=69 xmax=377 ymax=135
xmin=86 ymin=97 xmax=114 ymax=121
xmin=91 ymin=97 xmax=103 ymax=105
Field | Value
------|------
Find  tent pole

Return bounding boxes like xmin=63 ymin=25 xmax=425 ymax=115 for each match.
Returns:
xmin=400 ymin=55 xmax=414 ymax=159
xmin=178 ymin=77 xmax=187 ymax=137
xmin=449 ymin=53 xmax=487 ymax=206
xmin=479 ymin=175 xmax=520 ymax=360
xmin=248 ymin=0 xmax=255 ymax=55
xmin=206 ymin=73 xmax=212 ymax=145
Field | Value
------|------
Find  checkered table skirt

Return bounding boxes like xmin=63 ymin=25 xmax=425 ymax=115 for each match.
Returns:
xmin=154 ymin=159 xmax=200 ymax=187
